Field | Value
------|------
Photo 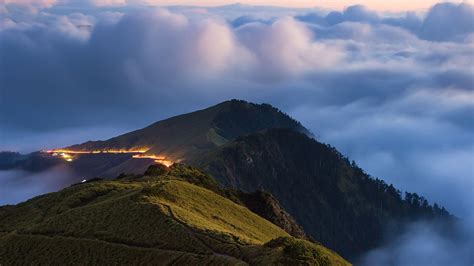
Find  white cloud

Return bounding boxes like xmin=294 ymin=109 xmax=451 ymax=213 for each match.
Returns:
xmin=420 ymin=2 xmax=474 ymax=41
xmin=236 ymin=17 xmax=344 ymax=81
xmin=2 ymin=0 xmax=58 ymax=7
xmin=359 ymin=220 xmax=474 ymax=266
xmin=89 ymin=0 xmax=126 ymax=7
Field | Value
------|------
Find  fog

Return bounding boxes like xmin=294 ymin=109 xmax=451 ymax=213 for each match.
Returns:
xmin=0 ymin=167 xmax=77 ymax=205
xmin=359 ymin=219 xmax=474 ymax=266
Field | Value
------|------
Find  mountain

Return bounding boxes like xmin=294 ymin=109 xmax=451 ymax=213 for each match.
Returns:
xmin=0 ymin=100 xmax=309 ymax=178
xmin=0 ymin=100 xmax=453 ymax=261
xmin=194 ymin=129 xmax=452 ymax=259
xmin=0 ymin=164 xmax=349 ymax=265
xmin=66 ymin=99 xmax=310 ymax=162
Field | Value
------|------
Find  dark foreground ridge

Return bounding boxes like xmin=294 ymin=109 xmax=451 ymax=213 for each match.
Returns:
xmin=0 ymin=164 xmax=349 ymax=265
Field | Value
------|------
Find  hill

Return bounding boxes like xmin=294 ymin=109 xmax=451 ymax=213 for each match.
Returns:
xmin=194 ymin=129 xmax=452 ymax=259
xmin=65 ymin=99 xmax=309 ymax=162
xmin=0 ymin=164 xmax=349 ymax=265
xmin=0 ymin=100 xmax=454 ymax=260
xmin=0 ymin=100 xmax=309 ymax=178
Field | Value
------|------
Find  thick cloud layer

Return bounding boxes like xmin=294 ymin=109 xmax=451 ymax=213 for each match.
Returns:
xmin=0 ymin=167 xmax=77 ymax=205
xmin=0 ymin=7 xmax=343 ymax=132
xmin=359 ymin=219 xmax=474 ymax=265
xmin=296 ymin=2 xmax=474 ymax=42
xmin=1 ymin=3 xmax=473 ymax=263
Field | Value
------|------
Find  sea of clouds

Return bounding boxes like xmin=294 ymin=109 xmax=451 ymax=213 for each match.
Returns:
xmin=1 ymin=1 xmax=473 ymax=264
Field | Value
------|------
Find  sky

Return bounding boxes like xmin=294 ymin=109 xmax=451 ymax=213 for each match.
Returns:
xmin=0 ymin=1 xmax=473 ymax=264
xmin=132 ymin=0 xmax=473 ymax=10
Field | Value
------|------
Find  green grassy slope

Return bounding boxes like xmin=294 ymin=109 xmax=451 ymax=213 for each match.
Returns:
xmin=0 ymin=164 xmax=349 ymax=265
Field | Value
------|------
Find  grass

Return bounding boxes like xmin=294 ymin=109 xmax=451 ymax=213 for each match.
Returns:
xmin=0 ymin=164 xmax=350 ymax=265
xmin=0 ymin=233 xmax=244 ymax=265
xmin=143 ymin=180 xmax=289 ymax=244
xmin=265 ymin=237 xmax=350 ymax=266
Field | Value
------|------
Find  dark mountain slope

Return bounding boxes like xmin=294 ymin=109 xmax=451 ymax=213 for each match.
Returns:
xmin=195 ymin=129 xmax=452 ymax=259
xmin=0 ymin=100 xmax=309 ymax=178
xmin=233 ymin=190 xmax=309 ymax=241
xmin=66 ymin=100 xmax=310 ymax=161
xmin=0 ymin=164 xmax=349 ymax=265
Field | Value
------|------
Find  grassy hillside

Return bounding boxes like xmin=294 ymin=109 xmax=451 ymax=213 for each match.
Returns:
xmin=0 ymin=164 xmax=349 ymax=265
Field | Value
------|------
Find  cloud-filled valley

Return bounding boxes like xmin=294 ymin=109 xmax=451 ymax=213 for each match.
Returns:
xmin=1 ymin=1 xmax=473 ymax=264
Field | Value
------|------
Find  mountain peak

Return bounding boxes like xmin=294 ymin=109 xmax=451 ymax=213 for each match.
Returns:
xmin=63 ymin=100 xmax=310 ymax=163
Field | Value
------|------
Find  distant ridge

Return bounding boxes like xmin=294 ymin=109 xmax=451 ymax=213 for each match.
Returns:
xmin=66 ymin=99 xmax=310 ymax=162
xmin=0 ymin=100 xmax=310 ymax=178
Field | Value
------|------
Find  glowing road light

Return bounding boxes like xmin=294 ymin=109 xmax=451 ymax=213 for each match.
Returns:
xmin=132 ymin=154 xmax=173 ymax=166
xmin=132 ymin=154 xmax=166 ymax=160
xmin=43 ymin=148 xmax=173 ymax=166
xmin=44 ymin=149 xmax=149 ymax=154
xmin=154 ymin=159 xmax=173 ymax=167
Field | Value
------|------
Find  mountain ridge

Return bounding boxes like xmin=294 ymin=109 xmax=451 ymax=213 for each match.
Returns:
xmin=194 ymin=128 xmax=452 ymax=259
xmin=0 ymin=99 xmax=453 ymax=261
xmin=65 ymin=99 xmax=311 ymax=162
